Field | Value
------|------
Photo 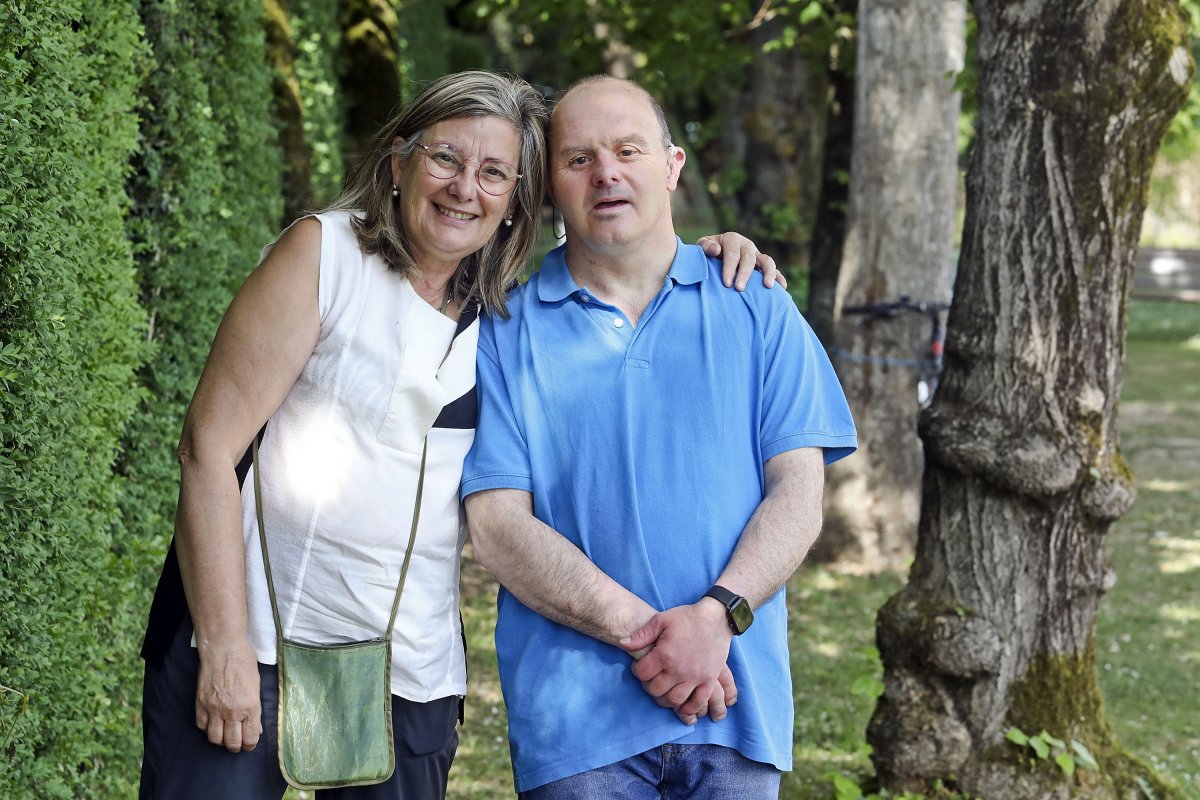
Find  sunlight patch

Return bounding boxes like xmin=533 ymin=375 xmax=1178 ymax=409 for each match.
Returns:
xmin=1142 ymin=478 xmax=1192 ymax=492
xmin=1157 ymin=535 xmax=1200 ymax=574
xmin=1159 ymin=604 xmax=1200 ymax=624
xmin=815 ymin=641 xmax=843 ymax=658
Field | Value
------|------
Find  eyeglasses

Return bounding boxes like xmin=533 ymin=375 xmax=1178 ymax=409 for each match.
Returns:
xmin=416 ymin=143 xmax=521 ymax=196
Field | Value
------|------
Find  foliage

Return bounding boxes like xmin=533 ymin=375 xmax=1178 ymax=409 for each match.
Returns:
xmin=291 ymin=0 xmax=345 ymax=205
xmin=1005 ymin=727 xmax=1100 ymax=778
xmin=0 ymin=2 xmax=148 ymax=797
xmin=120 ymin=0 xmax=284 ymax=627
xmin=1159 ymin=0 xmax=1200 ymax=161
xmin=458 ymin=0 xmax=857 ymax=268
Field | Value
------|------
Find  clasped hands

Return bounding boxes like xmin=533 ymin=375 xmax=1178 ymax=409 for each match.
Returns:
xmin=619 ymin=598 xmax=737 ymax=725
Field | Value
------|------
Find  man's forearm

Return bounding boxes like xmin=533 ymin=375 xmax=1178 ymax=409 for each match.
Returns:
xmin=466 ymin=489 xmax=656 ymax=646
xmin=714 ymin=447 xmax=825 ymax=608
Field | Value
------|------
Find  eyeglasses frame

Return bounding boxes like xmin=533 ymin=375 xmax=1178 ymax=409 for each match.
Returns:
xmin=415 ymin=142 xmax=522 ymax=197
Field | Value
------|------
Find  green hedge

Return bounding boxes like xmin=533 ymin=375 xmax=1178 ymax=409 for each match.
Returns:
xmin=120 ymin=0 xmax=283 ymax=600
xmin=0 ymin=3 xmax=148 ymax=797
xmin=1 ymin=1 xmax=284 ymax=796
xmin=292 ymin=0 xmax=346 ymax=206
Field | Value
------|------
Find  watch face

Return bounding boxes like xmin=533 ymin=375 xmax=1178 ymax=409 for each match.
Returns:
xmin=729 ymin=598 xmax=753 ymax=634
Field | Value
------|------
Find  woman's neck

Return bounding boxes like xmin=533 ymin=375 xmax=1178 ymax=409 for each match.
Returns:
xmin=412 ymin=267 xmax=460 ymax=319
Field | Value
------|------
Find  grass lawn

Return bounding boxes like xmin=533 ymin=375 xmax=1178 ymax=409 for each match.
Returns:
xmin=448 ymin=300 xmax=1200 ymax=800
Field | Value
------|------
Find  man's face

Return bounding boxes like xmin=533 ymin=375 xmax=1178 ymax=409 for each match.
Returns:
xmin=549 ymin=81 xmax=685 ymax=254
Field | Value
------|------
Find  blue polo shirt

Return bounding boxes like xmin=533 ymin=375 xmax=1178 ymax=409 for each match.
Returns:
xmin=462 ymin=240 xmax=856 ymax=792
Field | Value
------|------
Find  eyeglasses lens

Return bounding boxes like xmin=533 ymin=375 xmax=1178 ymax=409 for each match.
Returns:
xmin=422 ymin=144 xmax=518 ymax=196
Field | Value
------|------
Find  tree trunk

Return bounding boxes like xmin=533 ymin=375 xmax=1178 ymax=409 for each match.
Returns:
xmin=815 ymin=0 xmax=963 ymax=571
xmin=338 ymin=0 xmax=402 ymax=161
xmin=806 ymin=0 xmax=857 ymax=345
xmin=868 ymin=3 xmax=1193 ymax=798
xmin=724 ymin=15 xmax=829 ymax=279
xmin=263 ymin=0 xmax=314 ymax=225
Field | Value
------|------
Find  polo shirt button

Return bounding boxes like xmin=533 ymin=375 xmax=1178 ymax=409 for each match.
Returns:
xmin=613 ymin=318 xmax=625 ymax=328
xmin=581 ymin=293 xmax=590 ymax=302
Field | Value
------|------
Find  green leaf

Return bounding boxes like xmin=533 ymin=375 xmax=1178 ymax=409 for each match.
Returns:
xmin=798 ymin=1 xmax=824 ymax=24
xmin=1055 ymin=752 xmax=1076 ymax=776
xmin=1071 ymin=740 xmax=1099 ymax=770
xmin=850 ymin=675 xmax=885 ymax=699
xmin=830 ymin=772 xmax=864 ymax=800
xmin=1030 ymin=736 xmax=1051 ymax=759
xmin=1005 ymin=727 xmax=1030 ymax=746
xmin=1040 ymin=731 xmax=1066 ymax=749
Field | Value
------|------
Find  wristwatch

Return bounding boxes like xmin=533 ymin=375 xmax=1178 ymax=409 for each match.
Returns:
xmin=704 ymin=585 xmax=753 ymax=635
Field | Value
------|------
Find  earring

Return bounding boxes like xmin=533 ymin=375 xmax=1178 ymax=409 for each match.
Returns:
xmin=503 ymin=215 xmax=513 ymax=227
xmin=392 ymin=184 xmax=399 ymax=198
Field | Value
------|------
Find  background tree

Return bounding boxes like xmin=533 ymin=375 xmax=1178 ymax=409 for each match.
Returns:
xmin=720 ymin=6 xmax=842 ymax=278
xmin=338 ymin=0 xmax=403 ymax=159
xmin=463 ymin=0 xmax=853 ymax=285
xmin=806 ymin=0 xmax=857 ymax=344
xmin=815 ymin=0 xmax=964 ymax=570
xmin=867 ymin=2 xmax=1193 ymax=797
xmin=265 ymin=0 xmax=316 ymax=223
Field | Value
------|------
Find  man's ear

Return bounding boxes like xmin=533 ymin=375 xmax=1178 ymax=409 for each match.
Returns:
xmin=666 ymin=144 xmax=686 ymax=191
xmin=390 ymin=136 xmax=405 ymax=187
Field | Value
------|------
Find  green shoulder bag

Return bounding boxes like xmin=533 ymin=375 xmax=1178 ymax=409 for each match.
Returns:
xmin=254 ymin=437 xmax=427 ymax=790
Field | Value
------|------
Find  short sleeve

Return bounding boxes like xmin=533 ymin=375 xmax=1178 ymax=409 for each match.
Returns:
xmin=759 ymin=295 xmax=857 ymax=466
xmin=460 ymin=315 xmax=534 ymax=499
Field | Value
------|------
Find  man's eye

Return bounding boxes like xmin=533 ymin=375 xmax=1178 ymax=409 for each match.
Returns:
xmin=568 ymin=155 xmax=590 ymax=167
xmin=617 ymin=147 xmax=642 ymax=158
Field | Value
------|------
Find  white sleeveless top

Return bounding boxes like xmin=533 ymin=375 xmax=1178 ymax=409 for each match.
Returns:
xmin=242 ymin=210 xmax=478 ymax=700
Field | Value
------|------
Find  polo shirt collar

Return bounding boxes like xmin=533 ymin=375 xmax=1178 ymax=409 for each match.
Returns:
xmin=536 ymin=238 xmax=707 ymax=303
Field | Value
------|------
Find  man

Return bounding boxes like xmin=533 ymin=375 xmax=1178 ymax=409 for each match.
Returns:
xmin=462 ymin=75 xmax=857 ymax=798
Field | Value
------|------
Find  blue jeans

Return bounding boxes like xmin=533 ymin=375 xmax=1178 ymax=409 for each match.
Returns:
xmin=518 ymin=743 xmax=781 ymax=800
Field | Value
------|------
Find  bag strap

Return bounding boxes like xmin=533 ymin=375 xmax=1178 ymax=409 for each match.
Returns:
xmin=253 ymin=435 xmax=429 ymax=642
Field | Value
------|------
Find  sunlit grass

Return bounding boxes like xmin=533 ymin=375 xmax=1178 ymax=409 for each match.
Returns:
xmin=1098 ymin=299 xmax=1200 ymax=798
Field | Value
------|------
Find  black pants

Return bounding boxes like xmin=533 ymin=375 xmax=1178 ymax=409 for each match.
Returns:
xmin=140 ymin=623 xmax=459 ymax=799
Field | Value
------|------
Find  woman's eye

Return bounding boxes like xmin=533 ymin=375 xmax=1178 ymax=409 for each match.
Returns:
xmin=569 ymin=155 xmax=590 ymax=167
xmin=434 ymin=152 xmax=460 ymax=166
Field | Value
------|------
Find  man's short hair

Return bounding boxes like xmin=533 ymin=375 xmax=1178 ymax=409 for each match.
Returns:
xmin=553 ymin=75 xmax=673 ymax=153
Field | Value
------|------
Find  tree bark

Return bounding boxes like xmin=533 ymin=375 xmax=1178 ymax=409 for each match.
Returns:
xmin=263 ymin=0 xmax=314 ymax=225
xmin=868 ymin=3 xmax=1193 ymax=798
xmin=715 ymin=13 xmax=828 ymax=279
xmin=806 ymin=0 xmax=857 ymax=346
xmin=338 ymin=0 xmax=402 ymax=161
xmin=815 ymin=0 xmax=963 ymax=571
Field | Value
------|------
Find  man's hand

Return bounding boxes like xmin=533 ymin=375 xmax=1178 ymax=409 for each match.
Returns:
xmin=619 ymin=600 xmax=737 ymax=723
xmin=695 ymin=233 xmax=786 ymax=291
xmin=194 ymin=638 xmax=263 ymax=753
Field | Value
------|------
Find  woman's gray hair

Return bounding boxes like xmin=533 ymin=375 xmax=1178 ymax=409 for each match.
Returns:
xmin=330 ymin=70 xmax=548 ymax=317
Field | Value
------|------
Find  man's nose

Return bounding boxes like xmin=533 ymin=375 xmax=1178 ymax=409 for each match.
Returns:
xmin=590 ymin=152 xmax=621 ymax=185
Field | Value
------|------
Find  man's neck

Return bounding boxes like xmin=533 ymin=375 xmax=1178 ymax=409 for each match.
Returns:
xmin=564 ymin=232 xmax=678 ymax=327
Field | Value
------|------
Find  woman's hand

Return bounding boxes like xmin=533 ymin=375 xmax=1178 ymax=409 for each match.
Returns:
xmin=696 ymin=233 xmax=786 ymax=291
xmin=195 ymin=638 xmax=263 ymax=752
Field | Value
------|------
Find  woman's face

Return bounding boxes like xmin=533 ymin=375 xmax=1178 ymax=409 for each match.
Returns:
xmin=392 ymin=115 xmax=521 ymax=274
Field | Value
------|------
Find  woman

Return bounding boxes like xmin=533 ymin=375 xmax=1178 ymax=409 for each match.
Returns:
xmin=139 ymin=70 xmax=775 ymax=800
